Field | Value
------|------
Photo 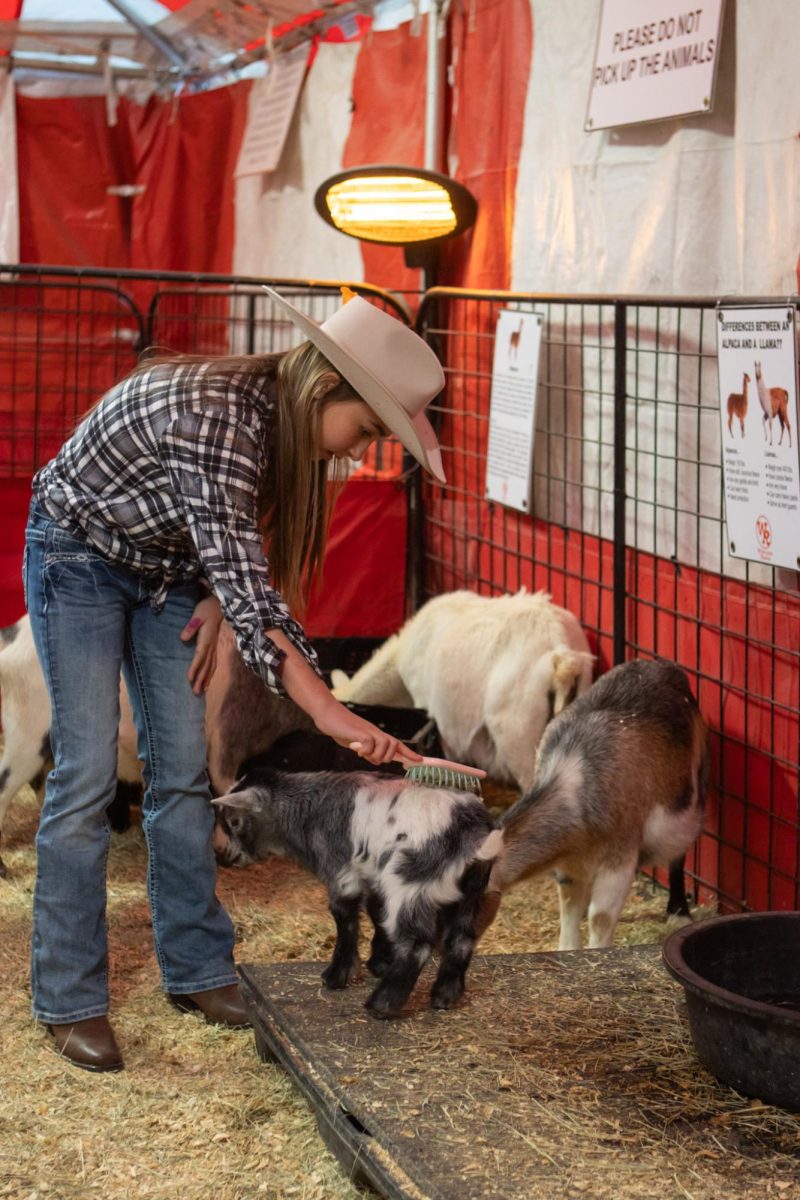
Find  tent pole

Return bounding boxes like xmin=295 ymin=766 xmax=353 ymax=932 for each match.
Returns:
xmin=101 ymin=0 xmax=187 ymax=70
xmin=424 ymin=0 xmax=446 ymax=173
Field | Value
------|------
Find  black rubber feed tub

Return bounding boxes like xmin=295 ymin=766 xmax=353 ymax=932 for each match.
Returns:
xmin=663 ymin=912 xmax=800 ymax=1111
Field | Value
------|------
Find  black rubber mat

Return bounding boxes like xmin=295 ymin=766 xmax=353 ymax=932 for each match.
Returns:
xmin=239 ymin=948 xmax=800 ymax=1200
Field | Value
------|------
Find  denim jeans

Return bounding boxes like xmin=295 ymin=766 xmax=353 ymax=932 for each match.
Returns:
xmin=24 ymin=503 xmax=238 ymax=1024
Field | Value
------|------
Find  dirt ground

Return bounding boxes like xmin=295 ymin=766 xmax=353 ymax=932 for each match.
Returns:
xmin=0 ymin=781 xmax=712 ymax=1200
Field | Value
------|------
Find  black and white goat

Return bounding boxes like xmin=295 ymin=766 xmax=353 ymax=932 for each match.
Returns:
xmin=213 ymin=769 xmax=502 ymax=1018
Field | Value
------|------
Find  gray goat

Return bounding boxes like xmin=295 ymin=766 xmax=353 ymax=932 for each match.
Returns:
xmin=213 ymin=769 xmax=502 ymax=1018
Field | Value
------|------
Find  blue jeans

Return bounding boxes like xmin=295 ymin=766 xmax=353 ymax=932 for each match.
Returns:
xmin=24 ymin=504 xmax=238 ymax=1024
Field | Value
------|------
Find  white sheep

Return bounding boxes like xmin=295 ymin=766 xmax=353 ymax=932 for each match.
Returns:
xmin=332 ymin=589 xmax=594 ymax=792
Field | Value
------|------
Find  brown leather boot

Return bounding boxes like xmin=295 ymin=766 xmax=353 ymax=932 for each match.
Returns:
xmin=168 ymin=984 xmax=251 ymax=1029
xmin=47 ymin=1016 xmax=124 ymax=1073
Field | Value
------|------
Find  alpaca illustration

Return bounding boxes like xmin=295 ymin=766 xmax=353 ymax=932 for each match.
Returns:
xmin=508 ymin=317 xmax=524 ymax=365
xmin=726 ymin=371 xmax=750 ymax=438
xmin=754 ymin=361 xmax=792 ymax=447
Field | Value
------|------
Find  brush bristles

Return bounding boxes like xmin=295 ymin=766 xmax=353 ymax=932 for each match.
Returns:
xmin=404 ymin=764 xmax=483 ymax=794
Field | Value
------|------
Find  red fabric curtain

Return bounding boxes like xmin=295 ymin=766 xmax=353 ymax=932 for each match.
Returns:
xmin=343 ymin=0 xmax=532 ymax=296
xmin=16 ymin=85 xmax=248 ymax=273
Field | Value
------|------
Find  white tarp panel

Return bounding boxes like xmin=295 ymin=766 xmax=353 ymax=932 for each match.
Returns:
xmin=512 ymin=0 xmax=800 ymax=297
xmin=233 ymin=41 xmax=363 ymax=284
xmin=514 ymin=0 xmax=799 ymax=589
xmin=0 ymin=75 xmax=19 ymax=264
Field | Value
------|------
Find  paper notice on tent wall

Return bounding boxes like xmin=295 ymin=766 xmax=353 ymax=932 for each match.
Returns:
xmin=717 ymin=304 xmax=800 ymax=572
xmin=485 ymin=311 xmax=543 ymax=513
xmin=235 ymin=44 xmax=309 ymax=178
xmin=585 ymin=0 xmax=725 ymax=130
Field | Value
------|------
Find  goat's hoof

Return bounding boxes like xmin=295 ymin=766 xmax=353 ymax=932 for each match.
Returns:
xmin=430 ymin=986 xmax=464 ymax=1011
xmin=321 ymin=961 xmax=361 ymax=990
xmin=364 ymin=994 xmax=402 ymax=1020
xmin=366 ymin=956 xmax=391 ymax=978
xmin=321 ymin=968 xmax=350 ymax=990
xmin=0 ymin=856 xmax=6 ymax=880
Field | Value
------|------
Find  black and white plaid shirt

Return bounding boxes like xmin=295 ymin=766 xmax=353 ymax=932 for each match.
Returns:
xmin=33 ymin=360 xmax=319 ymax=696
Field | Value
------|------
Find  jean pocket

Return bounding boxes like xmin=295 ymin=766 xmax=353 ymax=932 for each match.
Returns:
xmin=44 ymin=525 xmax=95 ymax=565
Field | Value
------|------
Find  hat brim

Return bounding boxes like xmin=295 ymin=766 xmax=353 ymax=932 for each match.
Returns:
xmin=263 ymin=286 xmax=446 ymax=483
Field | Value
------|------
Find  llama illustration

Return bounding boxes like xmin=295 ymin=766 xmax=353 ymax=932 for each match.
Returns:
xmin=726 ymin=371 xmax=750 ymax=438
xmin=508 ymin=317 xmax=524 ymax=365
xmin=754 ymin=361 xmax=792 ymax=447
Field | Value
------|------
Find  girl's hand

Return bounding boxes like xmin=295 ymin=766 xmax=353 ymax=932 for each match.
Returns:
xmin=312 ymin=697 xmax=422 ymax=767
xmin=180 ymin=595 xmax=223 ymax=695
xmin=261 ymin=626 xmax=422 ymax=766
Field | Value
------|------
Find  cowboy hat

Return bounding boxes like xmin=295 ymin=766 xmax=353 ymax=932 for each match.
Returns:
xmin=263 ymin=285 xmax=446 ymax=482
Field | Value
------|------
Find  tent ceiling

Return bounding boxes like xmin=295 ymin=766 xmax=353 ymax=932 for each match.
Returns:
xmin=0 ymin=0 xmax=376 ymax=86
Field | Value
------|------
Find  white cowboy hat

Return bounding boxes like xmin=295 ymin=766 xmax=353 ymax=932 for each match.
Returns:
xmin=263 ymin=285 xmax=446 ymax=482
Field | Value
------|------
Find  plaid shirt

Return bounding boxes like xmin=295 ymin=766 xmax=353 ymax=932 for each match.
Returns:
xmin=33 ymin=360 xmax=319 ymax=696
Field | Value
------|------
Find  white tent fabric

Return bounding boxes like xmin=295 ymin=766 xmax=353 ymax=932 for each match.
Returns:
xmin=0 ymin=76 xmax=19 ymax=264
xmin=511 ymin=0 xmax=800 ymax=297
xmin=233 ymin=41 xmax=364 ymax=283
xmin=512 ymin=0 xmax=799 ymax=589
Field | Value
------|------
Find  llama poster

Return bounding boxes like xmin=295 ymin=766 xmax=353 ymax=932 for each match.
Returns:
xmin=486 ymin=310 xmax=543 ymax=512
xmin=717 ymin=304 xmax=799 ymax=570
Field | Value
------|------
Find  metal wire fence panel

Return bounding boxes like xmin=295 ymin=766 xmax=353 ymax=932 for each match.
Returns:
xmin=0 ymin=266 xmax=410 ymax=479
xmin=417 ymin=288 xmax=800 ymax=915
xmin=0 ymin=275 xmax=144 ymax=475
xmin=416 ymin=289 xmax=619 ymax=669
xmin=3 ymin=268 xmax=798 ymax=912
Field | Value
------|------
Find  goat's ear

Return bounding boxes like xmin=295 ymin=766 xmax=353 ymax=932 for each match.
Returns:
xmin=212 ymin=787 xmax=263 ymax=813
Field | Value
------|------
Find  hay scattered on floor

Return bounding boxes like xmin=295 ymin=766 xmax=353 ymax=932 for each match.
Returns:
xmin=242 ymin=951 xmax=800 ymax=1200
xmin=1 ymin=780 xmax=718 ymax=1200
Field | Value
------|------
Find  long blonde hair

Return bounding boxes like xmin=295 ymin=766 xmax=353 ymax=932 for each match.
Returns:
xmin=122 ymin=343 xmax=355 ymax=614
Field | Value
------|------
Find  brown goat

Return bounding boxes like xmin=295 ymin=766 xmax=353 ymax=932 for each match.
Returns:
xmin=476 ymin=660 xmax=708 ymax=949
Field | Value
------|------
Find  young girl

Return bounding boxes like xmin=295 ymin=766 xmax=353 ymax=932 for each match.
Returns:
xmin=24 ymin=287 xmax=446 ymax=1072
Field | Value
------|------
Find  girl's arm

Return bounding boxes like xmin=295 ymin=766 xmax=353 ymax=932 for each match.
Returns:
xmin=266 ymin=627 xmax=421 ymax=766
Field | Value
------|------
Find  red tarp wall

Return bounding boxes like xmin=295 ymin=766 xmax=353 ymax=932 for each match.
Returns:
xmin=343 ymin=0 xmax=533 ymax=294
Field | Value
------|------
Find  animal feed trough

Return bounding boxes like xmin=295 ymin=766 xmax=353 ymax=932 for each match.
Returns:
xmin=239 ymin=946 xmax=800 ymax=1200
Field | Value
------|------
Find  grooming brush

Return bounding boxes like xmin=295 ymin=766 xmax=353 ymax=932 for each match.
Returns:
xmin=349 ymin=743 xmax=486 ymax=795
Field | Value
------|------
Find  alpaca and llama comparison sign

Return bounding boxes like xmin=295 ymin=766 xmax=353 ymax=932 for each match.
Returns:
xmin=717 ymin=305 xmax=800 ymax=571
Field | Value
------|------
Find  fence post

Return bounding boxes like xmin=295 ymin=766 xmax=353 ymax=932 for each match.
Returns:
xmin=246 ymin=292 xmax=257 ymax=355
xmin=613 ymin=301 xmax=627 ymax=665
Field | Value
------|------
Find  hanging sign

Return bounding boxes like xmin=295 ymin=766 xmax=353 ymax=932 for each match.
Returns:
xmin=485 ymin=310 xmax=543 ymax=513
xmin=717 ymin=304 xmax=800 ymax=571
xmin=585 ymin=0 xmax=725 ymax=131
xmin=235 ymin=43 xmax=309 ymax=178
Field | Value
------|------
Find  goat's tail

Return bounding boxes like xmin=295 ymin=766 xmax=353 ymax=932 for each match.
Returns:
xmin=475 ymin=828 xmax=504 ymax=862
xmin=488 ymin=776 xmax=581 ymax=892
xmin=550 ymin=645 xmax=594 ymax=715
xmin=330 ymin=633 xmax=406 ymax=704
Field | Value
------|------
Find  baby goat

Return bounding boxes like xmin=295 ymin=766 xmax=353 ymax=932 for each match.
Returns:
xmin=213 ymin=769 xmax=501 ymax=1018
xmin=483 ymin=659 xmax=709 ymax=949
